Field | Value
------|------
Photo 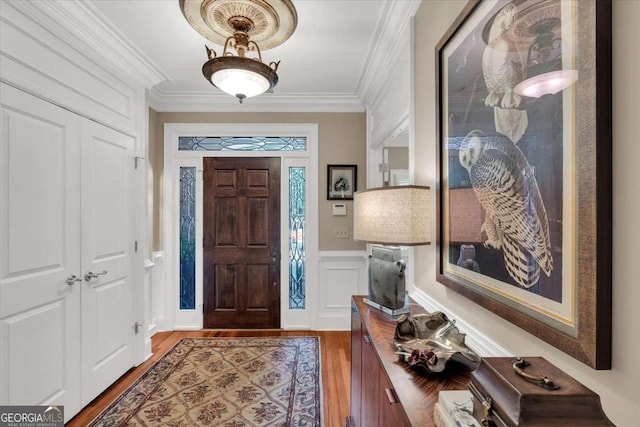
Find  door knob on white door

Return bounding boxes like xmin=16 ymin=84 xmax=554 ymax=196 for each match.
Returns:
xmin=84 ymin=270 xmax=107 ymax=281
xmin=65 ymin=275 xmax=82 ymax=285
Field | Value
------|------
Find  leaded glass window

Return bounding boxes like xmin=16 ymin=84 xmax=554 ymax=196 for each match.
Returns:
xmin=179 ymin=136 xmax=307 ymax=151
xmin=179 ymin=167 xmax=196 ymax=309
xmin=289 ymin=167 xmax=306 ymax=309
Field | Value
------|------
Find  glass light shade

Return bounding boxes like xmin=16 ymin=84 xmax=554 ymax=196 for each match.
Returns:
xmin=211 ymin=68 xmax=271 ymax=98
xmin=514 ymin=69 xmax=579 ymax=98
xmin=353 ymin=185 xmax=431 ymax=246
xmin=203 ymin=56 xmax=278 ymax=102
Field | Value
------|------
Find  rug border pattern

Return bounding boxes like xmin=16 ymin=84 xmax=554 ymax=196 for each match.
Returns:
xmin=87 ymin=336 xmax=322 ymax=426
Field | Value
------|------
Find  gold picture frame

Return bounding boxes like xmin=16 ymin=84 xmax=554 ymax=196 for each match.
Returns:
xmin=435 ymin=0 xmax=612 ymax=369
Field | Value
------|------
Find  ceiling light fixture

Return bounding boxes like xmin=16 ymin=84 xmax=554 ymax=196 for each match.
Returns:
xmin=180 ymin=0 xmax=297 ymax=103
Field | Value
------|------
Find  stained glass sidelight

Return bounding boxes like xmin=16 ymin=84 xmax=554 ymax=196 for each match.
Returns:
xmin=289 ymin=167 xmax=306 ymax=309
xmin=179 ymin=167 xmax=196 ymax=309
xmin=178 ymin=136 xmax=307 ymax=151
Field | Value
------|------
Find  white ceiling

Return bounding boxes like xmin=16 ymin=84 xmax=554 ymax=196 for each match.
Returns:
xmin=87 ymin=0 xmax=389 ymax=108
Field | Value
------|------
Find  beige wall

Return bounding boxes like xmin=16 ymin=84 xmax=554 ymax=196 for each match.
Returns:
xmin=387 ymin=147 xmax=408 ymax=170
xmin=148 ymin=111 xmax=367 ymax=252
xmin=414 ymin=1 xmax=640 ymax=425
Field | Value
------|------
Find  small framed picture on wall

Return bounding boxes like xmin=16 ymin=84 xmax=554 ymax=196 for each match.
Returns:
xmin=327 ymin=164 xmax=357 ymax=200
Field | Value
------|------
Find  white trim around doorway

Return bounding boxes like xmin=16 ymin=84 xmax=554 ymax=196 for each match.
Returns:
xmin=163 ymin=123 xmax=319 ymax=330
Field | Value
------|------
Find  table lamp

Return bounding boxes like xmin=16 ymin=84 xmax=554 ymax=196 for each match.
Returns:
xmin=353 ymin=185 xmax=431 ymax=315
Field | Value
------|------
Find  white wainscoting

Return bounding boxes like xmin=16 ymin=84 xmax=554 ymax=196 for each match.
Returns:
xmin=317 ymin=251 xmax=368 ymax=330
xmin=143 ymin=251 xmax=166 ymax=358
xmin=147 ymin=250 xmax=367 ymax=332
xmin=143 ymin=258 xmax=155 ymax=360
xmin=151 ymin=252 xmax=167 ymax=331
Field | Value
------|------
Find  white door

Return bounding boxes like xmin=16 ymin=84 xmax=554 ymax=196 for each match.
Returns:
xmin=0 ymin=84 xmax=82 ymax=415
xmin=81 ymin=119 xmax=136 ymax=404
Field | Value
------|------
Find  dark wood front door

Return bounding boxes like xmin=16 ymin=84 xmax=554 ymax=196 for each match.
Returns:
xmin=203 ymin=157 xmax=281 ymax=328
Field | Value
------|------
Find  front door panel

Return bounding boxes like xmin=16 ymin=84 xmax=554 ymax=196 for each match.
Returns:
xmin=203 ymin=157 xmax=280 ymax=328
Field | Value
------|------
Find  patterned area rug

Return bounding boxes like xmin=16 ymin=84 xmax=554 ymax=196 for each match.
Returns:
xmin=89 ymin=337 xmax=321 ymax=426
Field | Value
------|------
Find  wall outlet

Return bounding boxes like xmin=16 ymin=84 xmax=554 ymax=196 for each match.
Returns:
xmin=334 ymin=226 xmax=349 ymax=239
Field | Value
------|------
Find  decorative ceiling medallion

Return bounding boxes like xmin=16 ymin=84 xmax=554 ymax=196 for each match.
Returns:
xmin=180 ymin=0 xmax=297 ymax=50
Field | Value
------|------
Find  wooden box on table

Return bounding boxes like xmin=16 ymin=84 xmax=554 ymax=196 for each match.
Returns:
xmin=469 ymin=357 xmax=614 ymax=426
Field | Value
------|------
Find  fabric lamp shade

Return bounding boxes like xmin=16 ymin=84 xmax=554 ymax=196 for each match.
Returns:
xmin=353 ymin=185 xmax=431 ymax=246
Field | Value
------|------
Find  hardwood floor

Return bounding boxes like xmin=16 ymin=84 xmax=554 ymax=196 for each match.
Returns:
xmin=67 ymin=330 xmax=351 ymax=427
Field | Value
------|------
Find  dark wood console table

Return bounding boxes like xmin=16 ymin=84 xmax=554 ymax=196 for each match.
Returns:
xmin=348 ymin=295 xmax=471 ymax=426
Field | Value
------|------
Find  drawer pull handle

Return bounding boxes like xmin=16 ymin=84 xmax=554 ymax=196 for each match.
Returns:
xmin=384 ymin=388 xmax=398 ymax=404
xmin=363 ymin=335 xmax=372 ymax=344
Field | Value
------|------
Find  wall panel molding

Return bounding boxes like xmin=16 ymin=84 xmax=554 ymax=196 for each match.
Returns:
xmin=0 ymin=1 xmax=163 ymax=134
xmin=317 ymin=251 xmax=367 ymax=330
xmin=5 ymin=0 xmax=167 ymax=89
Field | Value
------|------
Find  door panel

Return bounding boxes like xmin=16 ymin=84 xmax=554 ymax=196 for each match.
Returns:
xmin=4 ymin=302 xmax=66 ymax=404
xmin=214 ymin=197 xmax=238 ymax=245
xmin=247 ymin=198 xmax=268 ymax=245
xmin=0 ymin=84 xmax=82 ymax=415
xmin=203 ymin=157 xmax=280 ymax=328
xmin=246 ymin=264 xmax=269 ymax=310
xmin=214 ymin=264 xmax=237 ymax=310
xmin=81 ymin=119 xmax=135 ymax=404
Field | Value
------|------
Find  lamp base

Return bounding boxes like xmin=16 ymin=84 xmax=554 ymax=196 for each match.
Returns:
xmin=363 ymin=297 xmax=410 ymax=316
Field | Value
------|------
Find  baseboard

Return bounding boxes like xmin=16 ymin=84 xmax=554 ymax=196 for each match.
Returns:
xmin=144 ymin=337 xmax=153 ymax=362
xmin=316 ymin=314 xmax=350 ymax=331
xmin=409 ymin=288 xmax=511 ymax=357
xmin=173 ymin=325 xmax=202 ymax=331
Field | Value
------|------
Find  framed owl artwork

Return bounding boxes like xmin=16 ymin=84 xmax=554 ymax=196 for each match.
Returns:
xmin=435 ymin=0 xmax=612 ymax=369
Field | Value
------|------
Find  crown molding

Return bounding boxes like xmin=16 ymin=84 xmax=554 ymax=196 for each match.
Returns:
xmin=356 ymin=0 xmax=421 ymax=109
xmin=3 ymin=0 xmax=409 ymax=112
xmin=148 ymin=88 xmax=365 ymax=113
xmin=370 ymin=113 xmax=410 ymax=149
xmin=5 ymin=0 xmax=168 ymax=90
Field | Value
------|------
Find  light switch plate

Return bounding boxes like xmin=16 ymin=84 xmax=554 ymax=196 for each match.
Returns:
xmin=334 ymin=226 xmax=349 ymax=238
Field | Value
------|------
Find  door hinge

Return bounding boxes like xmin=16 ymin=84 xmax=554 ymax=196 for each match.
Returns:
xmin=134 ymin=156 xmax=145 ymax=169
xmin=133 ymin=322 xmax=143 ymax=334
xmin=134 ymin=240 xmax=138 ymax=252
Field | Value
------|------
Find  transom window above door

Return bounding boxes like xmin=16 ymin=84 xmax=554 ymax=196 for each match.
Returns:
xmin=178 ymin=136 xmax=307 ymax=151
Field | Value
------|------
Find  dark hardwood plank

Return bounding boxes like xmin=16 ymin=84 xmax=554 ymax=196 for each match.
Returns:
xmin=67 ymin=330 xmax=350 ymax=427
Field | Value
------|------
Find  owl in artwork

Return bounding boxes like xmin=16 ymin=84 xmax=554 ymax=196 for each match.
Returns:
xmin=481 ymin=2 xmax=529 ymax=144
xmin=482 ymin=3 xmax=524 ymax=110
xmin=459 ymin=130 xmax=553 ymax=288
